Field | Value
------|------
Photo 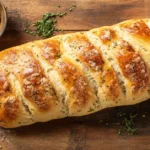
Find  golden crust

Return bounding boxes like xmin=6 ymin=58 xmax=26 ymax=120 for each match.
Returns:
xmin=120 ymin=20 xmax=150 ymax=37
xmin=0 ymin=71 xmax=10 ymax=97
xmin=2 ymin=96 xmax=19 ymax=121
xmin=36 ymin=39 xmax=61 ymax=65
xmin=102 ymin=67 xmax=121 ymax=100
xmin=92 ymin=27 xmax=149 ymax=93
xmin=67 ymin=34 xmax=104 ymax=71
xmin=99 ymin=28 xmax=117 ymax=43
xmin=0 ymin=48 xmax=58 ymax=112
xmin=0 ymin=71 xmax=20 ymax=127
xmin=55 ymin=60 xmax=89 ymax=105
xmin=0 ymin=19 xmax=150 ymax=128
xmin=35 ymin=37 xmax=99 ymax=115
xmin=117 ymin=51 xmax=148 ymax=93
xmin=63 ymin=32 xmax=123 ymax=107
xmin=0 ymin=71 xmax=18 ymax=125
xmin=0 ymin=71 xmax=33 ymax=128
xmin=54 ymin=58 xmax=98 ymax=115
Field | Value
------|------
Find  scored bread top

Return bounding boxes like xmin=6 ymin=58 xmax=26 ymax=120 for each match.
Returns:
xmin=0 ymin=19 xmax=150 ymax=128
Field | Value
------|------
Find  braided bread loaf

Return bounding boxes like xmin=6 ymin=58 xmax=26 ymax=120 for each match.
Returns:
xmin=0 ymin=19 xmax=150 ymax=128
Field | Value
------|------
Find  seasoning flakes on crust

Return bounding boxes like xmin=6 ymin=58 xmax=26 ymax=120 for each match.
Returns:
xmin=0 ymin=48 xmax=58 ymax=112
xmin=67 ymin=34 xmax=104 ymax=71
xmin=36 ymin=39 xmax=61 ymax=65
xmin=94 ymin=27 xmax=149 ymax=93
xmin=0 ymin=19 xmax=150 ymax=128
xmin=54 ymin=59 xmax=95 ymax=113
xmin=66 ymin=33 xmax=123 ymax=104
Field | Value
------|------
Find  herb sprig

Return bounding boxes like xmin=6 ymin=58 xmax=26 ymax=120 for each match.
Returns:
xmin=117 ymin=112 xmax=138 ymax=135
xmin=24 ymin=4 xmax=76 ymax=38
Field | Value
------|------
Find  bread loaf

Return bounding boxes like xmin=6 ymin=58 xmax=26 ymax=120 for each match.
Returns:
xmin=0 ymin=19 xmax=150 ymax=128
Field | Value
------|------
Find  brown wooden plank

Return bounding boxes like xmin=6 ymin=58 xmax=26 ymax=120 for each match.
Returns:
xmin=2 ymin=0 xmax=148 ymax=30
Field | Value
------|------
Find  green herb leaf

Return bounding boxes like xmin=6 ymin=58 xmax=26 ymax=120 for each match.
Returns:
xmin=24 ymin=4 xmax=76 ymax=38
xmin=117 ymin=112 xmax=138 ymax=136
xmin=69 ymin=4 xmax=76 ymax=12
xmin=118 ymin=129 xmax=121 ymax=135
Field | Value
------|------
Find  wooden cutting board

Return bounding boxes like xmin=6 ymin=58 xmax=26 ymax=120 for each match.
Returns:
xmin=1 ymin=0 xmax=150 ymax=150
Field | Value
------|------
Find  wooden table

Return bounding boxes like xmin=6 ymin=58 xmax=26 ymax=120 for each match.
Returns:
xmin=1 ymin=0 xmax=150 ymax=150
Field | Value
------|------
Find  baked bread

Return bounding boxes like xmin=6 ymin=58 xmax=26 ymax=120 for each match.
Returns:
xmin=0 ymin=19 xmax=150 ymax=128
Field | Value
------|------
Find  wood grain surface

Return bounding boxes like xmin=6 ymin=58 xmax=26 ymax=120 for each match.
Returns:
xmin=1 ymin=0 xmax=150 ymax=150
